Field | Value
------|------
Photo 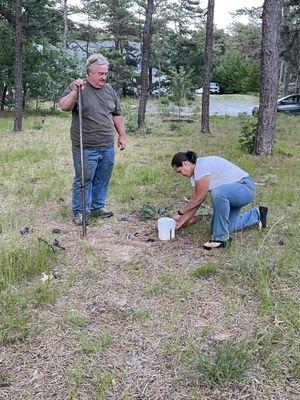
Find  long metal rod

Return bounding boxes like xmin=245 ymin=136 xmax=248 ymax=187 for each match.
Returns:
xmin=78 ymin=86 xmax=87 ymax=237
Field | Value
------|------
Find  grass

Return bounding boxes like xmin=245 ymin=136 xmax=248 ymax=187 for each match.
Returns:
xmin=80 ymin=333 xmax=111 ymax=354
xmin=0 ymin=241 xmax=55 ymax=291
xmin=191 ymin=262 xmax=218 ymax=278
xmin=63 ymin=310 xmax=88 ymax=327
xmin=0 ymin=104 xmax=299 ymax=398
xmin=197 ymin=340 xmax=254 ymax=388
xmin=31 ymin=281 xmax=60 ymax=306
xmin=0 ymin=287 xmax=31 ymax=343
xmin=92 ymin=372 xmax=115 ymax=400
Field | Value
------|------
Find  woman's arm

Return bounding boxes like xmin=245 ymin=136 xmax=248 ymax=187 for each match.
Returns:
xmin=173 ymin=176 xmax=209 ymax=229
xmin=178 ymin=176 xmax=210 ymax=215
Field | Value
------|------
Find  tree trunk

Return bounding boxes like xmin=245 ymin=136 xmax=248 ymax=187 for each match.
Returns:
xmin=22 ymin=80 xmax=27 ymax=110
xmin=201 ymin=0 xmax=214 ymax=134
xmin=279 ymin=60 xmax=284 ymax=83
xmin=137 ymin=0 xmax=154 ymax=128
xmin=148 ymin=66 xmax=152 ymax=94
xmin=63 ymin=0 xmax=68 ymax=51
xmin=283 ymin=61 xmax=290 ymax=96
xmin=254 ymin=0 xmax=283 ymax=155
xmin=13 ymin=0 xmax=23 ymax=132
xmin=295 ymin=66 xmax=300 ymax=93
xmin=1 ymin=84 xmax=8 ymax=110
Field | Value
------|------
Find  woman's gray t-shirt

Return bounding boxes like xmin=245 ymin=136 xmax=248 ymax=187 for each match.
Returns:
xmin=61 ymin=81 xmax=122 ymax=148
xmin=190 ymin=156 xmax=249 ymax=190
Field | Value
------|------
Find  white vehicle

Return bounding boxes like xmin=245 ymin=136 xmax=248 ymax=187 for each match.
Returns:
xmin=195 ymin=82 xmax=220 ymax=95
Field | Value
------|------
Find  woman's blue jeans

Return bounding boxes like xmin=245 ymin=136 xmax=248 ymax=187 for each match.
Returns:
xmin=210 ymin=176 xmax=259 ymax=241
xmin=72 ymin=145 xmax=115 ymax=214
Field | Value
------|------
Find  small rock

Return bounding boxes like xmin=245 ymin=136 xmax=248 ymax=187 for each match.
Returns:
xmin=51 ymin=268 xmax=59 ymax=278
xmin=41 ymin=272 xmax=53 ymax=283
xmin=38 ymin=237 xmax=65 ymax=252
xmin=50 ymin=239 xmax=65 ymax=250
xmin=117 ymin=215 xmax=130 ymax=221
xmin=268 ymin=259 xmax=276 ymax=275
xmin=20 ymin=227 xmax=33 ymax=235
xmin=52 ymin=228 xmax=62 ymax=234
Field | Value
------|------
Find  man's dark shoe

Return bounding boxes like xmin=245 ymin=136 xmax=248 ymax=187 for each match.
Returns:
xmin=259 ymin=206 xmax=268 ymax=229
xmin=90 ymin=209 xmax=114 ymax=219
xmin=73 ymin=213 xmax=90 ymax=226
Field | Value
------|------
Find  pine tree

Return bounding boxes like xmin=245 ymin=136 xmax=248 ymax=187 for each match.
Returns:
xmin=254 ymin=0 xmax=283 ymax=155
xmin=13 ymin=0 xmax=23 ymax=132
xmin=201 ymin=0 xmax=214 ymax=133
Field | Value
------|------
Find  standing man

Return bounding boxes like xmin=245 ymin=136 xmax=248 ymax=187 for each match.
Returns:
xmin=60 ymin=54 xmax=126 ymax=226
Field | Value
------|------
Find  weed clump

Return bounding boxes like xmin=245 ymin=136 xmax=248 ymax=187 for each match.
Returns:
xmin=0 ymin=287 xmax=30 ymax=343
xmin=197 ymin=340 xmax=253 ymax=388
xmin=138 ymin=202 xmax=157 ymax=220
xmin=169 ymin=122 xmax=181 ymax=131
xmin=0 ymin=242 xmax=55 ymax=291
xmin=192 ymin=263 xmax=218 ymax=278
xmin=239 ymin=117 xmax=257 ymax=153
xmin=122 ymin=105 xmax=138 ymax=133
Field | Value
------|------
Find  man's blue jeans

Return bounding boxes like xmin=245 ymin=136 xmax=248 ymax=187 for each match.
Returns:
xmin=72 ymin=145 xmax=115 ymax=214
xmin=210 ymin=176 xmax=259 ymax=241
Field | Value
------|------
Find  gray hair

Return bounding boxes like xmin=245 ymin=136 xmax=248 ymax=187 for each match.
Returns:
xmin=85 ymin=53 xmax=109 ymax=73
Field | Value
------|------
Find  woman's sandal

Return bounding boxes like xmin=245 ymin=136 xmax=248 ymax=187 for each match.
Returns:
xmin=203 ymin=238 xmax=232 ymax=250
xmin=258 ymin=205 xmax=268 ymax=229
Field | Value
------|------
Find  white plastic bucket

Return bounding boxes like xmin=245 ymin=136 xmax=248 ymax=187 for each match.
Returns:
xmin=157 ymin=217 xmax=176 ymax=241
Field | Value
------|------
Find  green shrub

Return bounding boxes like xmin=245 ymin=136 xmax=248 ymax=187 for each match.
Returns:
xmin=169 ymin=122 xmax=181 ymax=131
xmin=239 ymin=117 xmax=257 ymax=153
xmin=159 ymin=96 xmax=170 ymax=106
xmin=138 ymin=202 xmax=157 ymax=220
xmin=122 ymin=105 xmax=138 ymax=133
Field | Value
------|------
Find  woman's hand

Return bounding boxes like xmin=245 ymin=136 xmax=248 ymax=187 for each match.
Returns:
xmin=176 ymin=219 xmax=184 ymax=230
xmin=174 ymin=209 xmax=200 ymax=230
xmin=172 ymin=211 xmax=181 ymax=221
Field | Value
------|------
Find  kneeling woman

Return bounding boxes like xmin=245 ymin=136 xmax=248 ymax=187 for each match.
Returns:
xmin=171 ymin=151 xmax=267 ymax=250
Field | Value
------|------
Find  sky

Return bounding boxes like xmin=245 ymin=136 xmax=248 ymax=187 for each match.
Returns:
xmin=214 ymin=0 xmax=263 ymax=30
xmin=68 ymin=0 xmax=264 ymax=31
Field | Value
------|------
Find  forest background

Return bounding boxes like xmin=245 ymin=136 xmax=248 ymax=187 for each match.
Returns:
xmin=1 ymin=0 xmax=299 ymax=112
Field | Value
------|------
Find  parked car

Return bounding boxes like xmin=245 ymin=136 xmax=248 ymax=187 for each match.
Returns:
xmin=252 ymin=94 xmax=300 ymax=115
xmin=195 ymin=82 xmax=220 ymax=95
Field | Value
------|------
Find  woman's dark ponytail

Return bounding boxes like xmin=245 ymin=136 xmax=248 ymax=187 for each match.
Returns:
xmin=171 ymin=151 xmax=198 ymax=167
xmin=186 ymin=151 xmax=197 ymax=164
